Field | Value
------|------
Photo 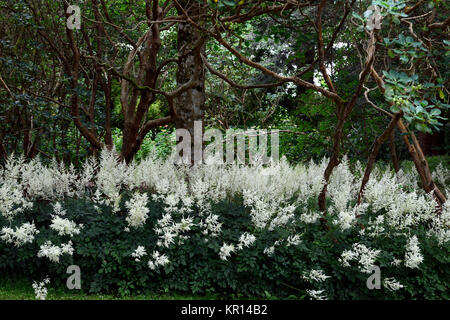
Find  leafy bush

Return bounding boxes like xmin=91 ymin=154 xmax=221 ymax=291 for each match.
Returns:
xmin=0 ymin=151 xmax=449 ymax=299
xmin=112 ymin=127 xmax=175 ymax=162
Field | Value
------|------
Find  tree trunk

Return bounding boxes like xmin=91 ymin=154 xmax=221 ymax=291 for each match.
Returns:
xmin=174 ymin=2 xmax=206 ymax=164
xmin=357 ymin=112 xmax=402 ymax=204
xmin=397 ymin=120 xmax=446 ymax=206
xmin=389 ymin=129 xmax=400 ymax=173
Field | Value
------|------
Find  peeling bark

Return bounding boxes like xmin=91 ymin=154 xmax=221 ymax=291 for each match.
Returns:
xmin=174 ymin=1 xmax=206 ymax=164
xmin=357 ymin=112 xmax=402 ymax=205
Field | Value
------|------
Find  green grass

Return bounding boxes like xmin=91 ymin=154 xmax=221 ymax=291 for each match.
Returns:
xmin=0 ymin=278 xmax=219 ymax=300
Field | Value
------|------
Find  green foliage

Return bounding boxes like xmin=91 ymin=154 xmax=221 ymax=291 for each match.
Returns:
xmin=112 ymin=127 xmax=175 ymax=162
xmin=1 ymin=194 xmax=448 ymax=299
xmin=383 ymin=71 xmax=448 ymax=133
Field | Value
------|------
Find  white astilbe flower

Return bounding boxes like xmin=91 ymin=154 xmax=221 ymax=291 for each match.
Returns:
xmin=286 ymin=234 xmax=302 ymax=247
xmin=148 ymin=251 xmax=170 ymax=270
xmin=432 ymin=163 xmax=450 ymax=189
xmin=339 ymin=243 xmax=381 ymax=274
xmin=237 ymin=232 xmax=256 ymax=250
xmin=404 ymin=235 xmax=423 ymax=269
xmin=306 ymin=289 xmax=327 ymax=300
xmin=37 ymin=240 xmax=74 ymax=263
xmin=264 ymin=246 xmax=275 ymax=256
xmin=50 ymin=216 xmax=83 ymax=237
xmin=18 ymin=158 xmax=78 ymax=200
xmin=427 ymin=203 xmax=450 ymax=245
xmin=219 ymin=243 xmax=235 ymax=260
xmin=386 ymin=192 xmax=435 ymax=229
xmin=32 ymin=277 xmax=50 ymax=300
xmin=125 ymin=192 xmax=149 ymax=228
xmin=269 ymin=204 xmax=296 ymax=230
xmin=397 ymin=168 xmax=419 ymax=190
xmin=96 ymin=149 xmax=126 ymax=212
xmin=154 ymin=213 xmax=175 ymax=248
xmin=131 ymin=246 xmax=147 ymax=262
xmin=334 ymin=204 xmax=368 ymax=231
xmin=200 ymin=214 xmax=222 ymax=237
xmin=303 ymin=269 xmax=331 ymax=283
xmin=75 ymin=157 xmax=98 ymax=197
xmin=383 ymin=277 xmax=404 ymax=291
xmin=328 ymin=157 xmax=357 ymax=214
xmin=1 ymin=222 xmax=39 ymax=247
xmin=0 ymin=184 xmax=33 ymax=221
xmin=300 ymin=211 xmax=321 ymax=224
xmin=296 ymin=158 xmax=327 ymax=202
xmin=52 ymin=202 xmax=66 ymax=216
xmin=243 ymin=189 xmax=276 ymax=229
xmin=391 ymin=258 xmax=402 ymax=266
xmin=154 ymin=213 xmax=194 ymax=248
xmin=176 ymin=217 xmax=194 ymax=233
xmin=363 ymin=215 xmax=386 ymax=237
xmin=363 ymin=171 xmax=401 ymax=212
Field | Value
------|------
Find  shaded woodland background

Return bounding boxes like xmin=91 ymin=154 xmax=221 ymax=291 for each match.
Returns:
xmin=0 ymin=1 xmax=448 ymax=171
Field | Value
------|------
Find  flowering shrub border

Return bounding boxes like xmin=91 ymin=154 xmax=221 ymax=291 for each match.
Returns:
xmin=0 ymin=150 xmax=449 ymax=299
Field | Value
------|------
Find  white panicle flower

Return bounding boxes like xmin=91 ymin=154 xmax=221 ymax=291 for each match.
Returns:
xmin=335 ymin=210 xmax=356 ymax=230
xmin=432 ymin=163 xmax=450 ymax=188
xmin=303 ymin=269 xmax=331 ymax=283
xmin=148 ymin=251 xmax=170 ymax=270
xmin=219 ymin=243 xmax=235 ymax=260
xmin=0 ymin=184 xmax=33 ymax=220
xmin=37 ymin=241 xmax=73 ymax=263
xmin=269 ymin=204 xmax=296 ymax=230
xmin=153 ymin=251 xmax=169 ymax=266
xmin=306 ymin=289 xmax=327 ymax=300
xmin=200 ymin=214 xmax=222 ymax=237
xmin=264 ymin=246 xmax=275 ymax=256
xmin=237 ymin=232 xmax=256 ymax=250
xmin=364 ymin=215 xmax=385 ymax=237
xmin=131 ymin=246 xmax=147 ymax=262
xmin=52 ymin=202 xmax=66 ymax=216
xmin=37 ymin=241 xmax=62 ymax=263
xmin=286 ymin=234 xmax=302 ymax=247
xmin=32 ymin=277 xmax=50 ymax=300
xmin=61 ymin=241 xmax=74 ymax=255
xmin=383 ymin=277 xmax=404 ymax=291
xmin=404 ymin=235 xmax=423 ymax=269
xmin=391 ymin=258 xmax=402 ymax=267
xmin=339 ymin=243 xmax=380 ymax=273
xmin=159 ymin=231 xmax=176 ymax=248
xmin=96 ymin=149 xmax=127 ymax=212
xmin=243 ymin=189 xmax=274 ymax=229
xmin=339 ymin=250 xmax=358 ymax=267
xmin=300 ymin=211 xmax=321 ymax=224
xmin=1 ymin=222 xmax=39 ymax=247
xmin=178 ymin=217 xmax=194 ymax=232
xmin=427 ymin=203 xmax=450 ymax=245
xmin=125 ymin=192 xmax=149 ymax=228
xmin=50 ymin=216 xmax=82 ymax=237
xmin=334 ymin=204 xmax=368 ymax=231
xmin=328 ymin=157 xmax=356 ymax=214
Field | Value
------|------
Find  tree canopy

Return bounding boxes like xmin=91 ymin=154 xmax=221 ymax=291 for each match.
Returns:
xmin=0 ymin=0 xmax=449 ymax=208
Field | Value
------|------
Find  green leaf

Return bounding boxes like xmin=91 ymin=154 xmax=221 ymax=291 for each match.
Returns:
xmin=430 ymin=108 xmax=441 ymax=116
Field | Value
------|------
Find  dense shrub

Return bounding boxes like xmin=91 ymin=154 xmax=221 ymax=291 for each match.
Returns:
xmin=0 ymin=151 xmax=449 ymax=299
